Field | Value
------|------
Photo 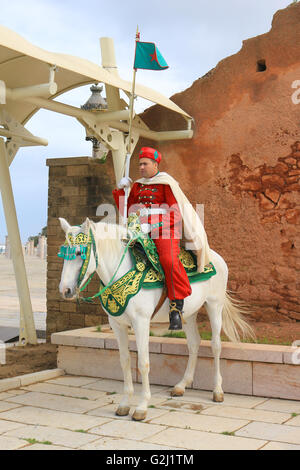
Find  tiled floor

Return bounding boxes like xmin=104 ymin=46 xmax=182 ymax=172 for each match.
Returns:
xmin=0 ymin=374 xmax=300 ymax=450
xmin=0 ymin=255 xmax=299 ymax=450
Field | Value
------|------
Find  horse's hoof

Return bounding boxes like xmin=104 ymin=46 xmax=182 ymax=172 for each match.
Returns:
xmin=116 ymin=406 xmax=130 ymax=416
xmin=213 ymin=392 xmax=224 ymax=403
xmin=170 ymin=387 xmax=185 ymax=397
xmin=132 ymin=409 xmax=147 ymax=421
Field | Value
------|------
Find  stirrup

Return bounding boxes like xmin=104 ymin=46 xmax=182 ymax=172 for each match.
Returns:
xmin=169 ymin=301 xmax=183 ymax=331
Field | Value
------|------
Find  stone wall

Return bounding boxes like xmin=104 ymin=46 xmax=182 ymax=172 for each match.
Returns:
xmin=137 ymin=3 xmax=300 ymax=323
xmin=46 ymin=157 xmax=115 ymax=339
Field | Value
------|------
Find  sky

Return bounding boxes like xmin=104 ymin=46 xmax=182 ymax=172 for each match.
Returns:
xmin=0 ymin=0 xmax=293 ymax=243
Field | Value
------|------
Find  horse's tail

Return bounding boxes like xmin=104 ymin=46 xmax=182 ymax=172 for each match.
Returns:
xmin=222 ymin=291 xmax=256 ymax=343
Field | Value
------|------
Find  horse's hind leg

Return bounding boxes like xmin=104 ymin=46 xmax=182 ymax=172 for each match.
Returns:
xmin=205 ymin=300 xmax=224 ymax=402
xmin=109 ymin=318 xmax=134 ymax=416
xmin=171 ymin=313 xmax=200 ymax=397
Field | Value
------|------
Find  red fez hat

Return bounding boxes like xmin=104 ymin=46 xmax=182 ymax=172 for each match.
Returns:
xmin=139 ymin=147 xmax=161 ymax=164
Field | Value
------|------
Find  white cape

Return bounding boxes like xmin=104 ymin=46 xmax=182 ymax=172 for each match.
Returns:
xmin=135 ymin=172 xmax=211 ymax=273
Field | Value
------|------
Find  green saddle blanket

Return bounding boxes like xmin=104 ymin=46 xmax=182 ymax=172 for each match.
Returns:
xmin=99 ymin=215 xmax=216 ymax=317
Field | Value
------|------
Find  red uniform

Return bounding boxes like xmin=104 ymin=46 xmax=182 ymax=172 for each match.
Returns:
xmin=113 ymin=179 xmax=192 ymax=300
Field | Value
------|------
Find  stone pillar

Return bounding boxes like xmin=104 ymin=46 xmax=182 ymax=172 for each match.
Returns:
xmin=5 ymin=235 xmax=11 ymax=259
xmin=37 ymin=235 xmax=46 ymax=259
xmin=46 ymin=156 xmax=115 ymax=339
xmin=28 ymin=240 xmax=34 ymax=256
xmin=37 ymin=237 xmax=41 ymax=257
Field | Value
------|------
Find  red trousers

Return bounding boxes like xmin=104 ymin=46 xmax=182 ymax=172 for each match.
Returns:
xmin=153 ymin=238 xmax=192 ymax=301
xmin=112 ymin=184 xmax=192 ymax=300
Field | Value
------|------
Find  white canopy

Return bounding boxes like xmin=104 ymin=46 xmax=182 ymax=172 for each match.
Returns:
xmin=0 ymin=24 xmax=191 ymax=125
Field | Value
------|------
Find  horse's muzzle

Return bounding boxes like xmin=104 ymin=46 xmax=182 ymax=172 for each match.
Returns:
xmin=62 ymin=287 xmax=76 ymax=300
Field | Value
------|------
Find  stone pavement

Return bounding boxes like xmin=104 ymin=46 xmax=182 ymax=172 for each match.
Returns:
xmin=0 ymin=371 xmax=300 ymax=450
xmin=0 ymin=255 xmax=46 ymax=331
xmin=1 ymin=254 xmax=300 ymax=450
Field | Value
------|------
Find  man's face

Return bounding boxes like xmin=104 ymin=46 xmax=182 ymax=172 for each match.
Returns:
xmin=139 ymin=158 xmax=158 ymax=178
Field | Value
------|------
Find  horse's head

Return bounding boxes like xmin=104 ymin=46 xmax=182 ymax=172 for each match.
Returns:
xmin=58 ymin=217 xmax=98 ymax=300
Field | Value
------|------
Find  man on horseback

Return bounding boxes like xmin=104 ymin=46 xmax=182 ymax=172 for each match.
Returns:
xmin=112 ymin=146 xmax=211 ymax=331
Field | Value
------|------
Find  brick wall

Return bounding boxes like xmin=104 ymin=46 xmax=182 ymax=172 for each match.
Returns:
xmin=46 ymin=157 xmax=115 ymax=339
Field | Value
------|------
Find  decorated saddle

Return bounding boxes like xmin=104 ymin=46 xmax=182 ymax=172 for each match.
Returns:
xmin=99 ymin=214 xmax=216 ymax=317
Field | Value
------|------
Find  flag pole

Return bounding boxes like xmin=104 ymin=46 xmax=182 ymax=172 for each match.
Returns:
xmin=123 ymin=26 xmax=140 ymax=226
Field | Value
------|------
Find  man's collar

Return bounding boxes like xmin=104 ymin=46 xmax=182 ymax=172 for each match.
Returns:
xmin=136 ymin=171 xmax=170 ymax=184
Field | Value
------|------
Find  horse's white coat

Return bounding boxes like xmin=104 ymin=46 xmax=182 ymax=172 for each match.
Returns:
xmin=58 ymin=218 xmax=253 ymax=420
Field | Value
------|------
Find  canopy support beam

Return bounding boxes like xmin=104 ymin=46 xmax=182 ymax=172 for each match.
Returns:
xmin=17 ymin=94 xmax=193 ymax=143
xmin=0 ymin=109 xmax=48 ymax=166
xmin=0 ymin=138 xmax=37 ymax=345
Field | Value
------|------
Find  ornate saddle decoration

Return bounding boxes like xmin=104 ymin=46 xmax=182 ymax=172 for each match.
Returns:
xmin=99 ymin=214 xmax=216 ymax=317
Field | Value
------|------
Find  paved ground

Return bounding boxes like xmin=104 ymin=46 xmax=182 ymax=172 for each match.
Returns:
xmin=1 ymin=254 xmax=300 ymax=450
xmin=0 ymin=255 xmax=46 ymax=331
xmin=0 ymin=374 xmax=300 ymax=450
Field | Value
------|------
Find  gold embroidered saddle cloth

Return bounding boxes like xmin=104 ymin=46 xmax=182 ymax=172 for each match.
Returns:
xmin=99 ymin=215 xmax=216 ymax=317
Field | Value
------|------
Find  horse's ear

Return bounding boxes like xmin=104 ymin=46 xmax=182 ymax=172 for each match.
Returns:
xmin=59 ymin=217 xmax=70 ymax=233
xmin=82 ymin=217 xmax=90 ymax=234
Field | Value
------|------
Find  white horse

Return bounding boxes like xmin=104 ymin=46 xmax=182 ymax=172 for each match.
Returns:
xmin=58 ymin=217 xmax=254 ymax=421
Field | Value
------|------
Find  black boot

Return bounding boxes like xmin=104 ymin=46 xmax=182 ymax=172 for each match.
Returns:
xmin=169 ymin=299 xmax=183 ymax=330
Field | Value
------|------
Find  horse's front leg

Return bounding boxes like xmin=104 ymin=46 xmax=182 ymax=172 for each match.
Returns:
xmin=131 ymin=316 xmax=151 ymax=421
xmin=109 ymin=317 xmax=134 ymax=416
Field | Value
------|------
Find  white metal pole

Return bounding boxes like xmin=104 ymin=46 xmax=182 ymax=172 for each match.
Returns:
xmin=123 ymin=67 xmax=137 ymax=225
xmin=0 ymin=138 xmax=37 ymax=345
xmin=122 ymin=27 xmax=139 ymax=225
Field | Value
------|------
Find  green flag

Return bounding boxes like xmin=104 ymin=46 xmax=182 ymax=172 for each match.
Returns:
xmin=134 ymin=41 xmax=169 ymax=71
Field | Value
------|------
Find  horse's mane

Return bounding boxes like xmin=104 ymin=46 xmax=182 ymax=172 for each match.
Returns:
xmin=94 ymin=222 xmax=127 ymax=258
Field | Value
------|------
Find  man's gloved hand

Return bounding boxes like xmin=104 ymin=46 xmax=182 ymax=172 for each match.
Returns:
xmin=117 ymin=176 xmax=132 ymax=189
xmin=140 ymin=223 xmax=151 ymax=234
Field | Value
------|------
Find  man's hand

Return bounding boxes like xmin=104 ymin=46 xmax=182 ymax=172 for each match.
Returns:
xmin=118 ymin=176 xmax=132 ymax=189
xmin=140 ymin=223 xmax=151 ymax=234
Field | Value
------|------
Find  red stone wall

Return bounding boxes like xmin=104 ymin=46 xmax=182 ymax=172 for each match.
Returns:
xmin=137 ymin=3 xmax=300 ymax=322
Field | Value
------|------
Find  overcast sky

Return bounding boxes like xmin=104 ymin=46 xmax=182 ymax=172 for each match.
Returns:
xmin=0 ymin=0 xmax=293 ymax=243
